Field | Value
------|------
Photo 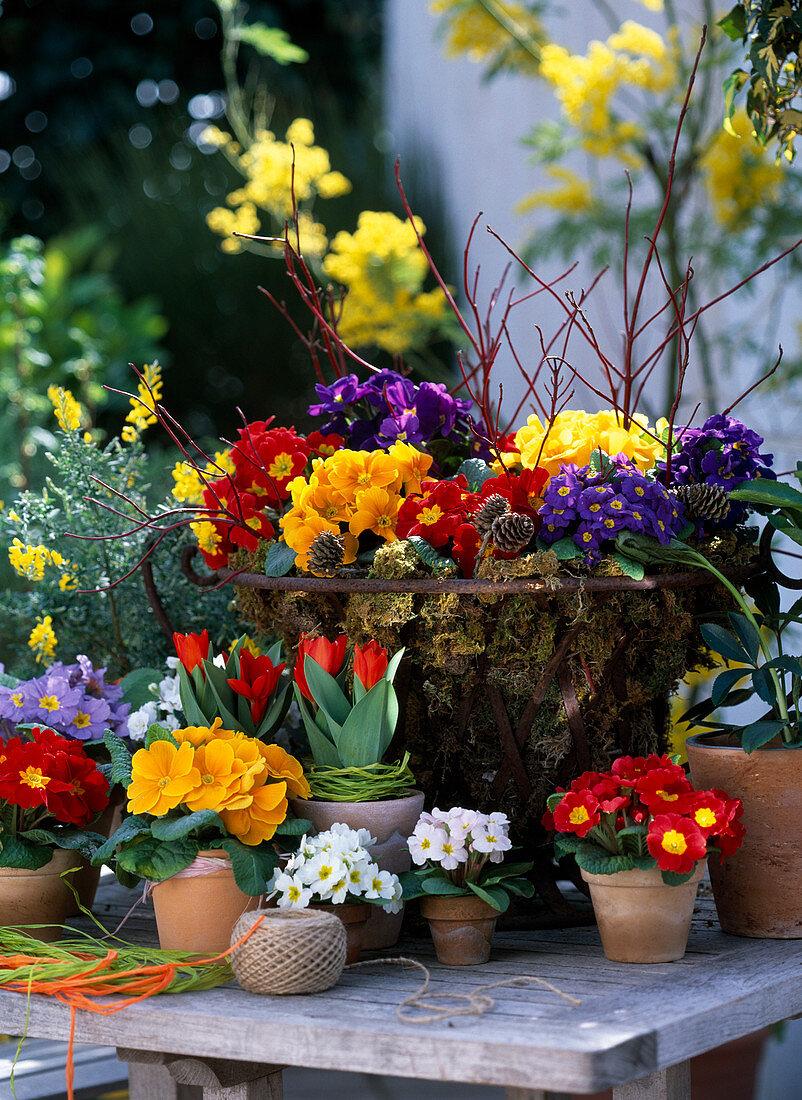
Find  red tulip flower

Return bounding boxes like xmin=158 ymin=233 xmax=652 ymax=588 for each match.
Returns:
xmin=353 ymin=640 xmax=389 ymax=692
xmin=294 ymin=634 xmax=348 ymax=703
xmin=173 ymin=630 xmax=211 ymax=675
xmin=646 ymin=813 xmax=707 ymax=874
xmin=227 ymin=651 xmax=287 ymax=726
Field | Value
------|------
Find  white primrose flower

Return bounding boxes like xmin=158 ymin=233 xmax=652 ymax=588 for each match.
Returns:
xmin=127 ymin=701 xmax=158 ymax=741
xmin=157 ymin=674 xmax=182 ymax=711
xmin=272 ymin=871 xmax=313 ymax=909
xmin=486 ymin=811 xmax=510 ymax=830
xmin=438 ymin=836 xmax=468 ymax=871
xmin=407 ymin=822 xmax=447 ymax=866
xmin=297 ymin=852 xmax=346 ymax=899
xmin=383 ymin=878 xmax=404 ymax=915
xmin=159 ymin=711 xmax=181 ymax=732
xmin=165 ymin=655 xmax=181 ymax=670
xmin=471 ymin=823 xmax=512 ymax=859
xmin=345 ymin=857 xmax=373 ymax=894
xmin=364 ymin=867 xmax=402 ymax=906
xmin=329 ymin=876 xmax=350 ymax=905
xmin=445 ymin=807 xmax=479 ymax=844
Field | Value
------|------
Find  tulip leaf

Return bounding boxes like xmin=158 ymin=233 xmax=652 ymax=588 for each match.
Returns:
xmin=303 ymin=656 xmax=352 ymax=727
xmin=151 ymin=810 xmax=223 ymax=842
xmin=254 ymin=681 xmax=292 ymax=739
xmin=293 ymin=686 xmax=342 ymax=768
xmin=176 ymin=664 xmax=209 ymax=725
xmin=264 ymin=540 xmax=297 ymax=577
xmin=385 ymin=647 xmax=406 ymax=685
xmin=104 ymin=730 xmax=133 ymax=786
xmin=336 ymin=679 xmax=392 ymax=767
xmin=210 ymin=837 xmax=279 ymax=895
xmin=467 ymin=880 xmax=508 ymax=912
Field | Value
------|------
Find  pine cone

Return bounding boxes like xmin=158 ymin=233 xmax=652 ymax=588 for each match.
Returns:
xmin=472 ymin=493 xmax=510 ymax=535
xmin=489 ymin=511 xmax=535 ymax=554
xmin=672 ymin=483 xmax=731 ymax=523
xmin=307 ymin=529 xmax=345 ymax=576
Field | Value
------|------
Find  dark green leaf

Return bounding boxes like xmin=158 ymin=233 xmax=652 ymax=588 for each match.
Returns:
xmin=728 ymin=612 xmax=762 ymax=663
xmin=274 ymin=814 xmax=312 ymax=836
xmin=337 ymin=679 xmax=392 ymax=767
xmin=467 ymin=881 xmax=508 ymax=912
xmin=751 ymin=667 xmax=778 ymax=706
xmin=264 ymin=540 xmax=297 ymax=577
xmin=215 ymin=838 xmax=279 ymax=895
xmin=661 ymin=868 xmax=699 ymax=886
xmin=700 ymin=623 xmax=751 ymax=664
xmin=420 ymin=876 xmax=468 ymax=896
xmin=767 ymin=656 xmax=802 ymax=675
xmin=0 ymin=835 xmax=53 ymax=870
xmin=729 ymin=480 xmax=802 ymax=511
xmin=104 ymin=730 xmax=133 ymax=786
xmin=503 ymin=876 xmax=535 ymax=898
xmin=119 ymin=667 xmax=164 ymax=709
xmin=712 ymin=668 xmax=749 ymax=706
xmin=304 ymin=656 xmax=352 ymax=727
xmin=151 ymin=810 xmax=223 ymax=842
xmin=611 ymin=552 xmax=645 ymax=581
xmin=145 ymin=724 xmax=180 ymax=749
xmin=407 ymin=535 xmax=454 ymax=571
xmin=92 ymin=815 xmax=152 ymax=864
xmin=22 ymin=829 xmax=107 ymax=859
xmin=456 ymin=458 xmax=495 ymax=491
xmin=176 ymin=664 xmax=209 ymax=726
xmin=481 ymin=861 xmax=534 ymax=882
xmin=630 ymin=855 xmax=657 ymax=871
xmin=544 ymin=536 xmax=581 ymax=560
xmin=574 ymin=843 xmax=634 ymax=876
xmin=615 ymin=825 xmax=648 ymax=839
xmin=554 ymin=833 xmax=582 ymax=858
xmin=718 ymin=4 xmax=747 ymax=40
xmin=741 ymin=719 xmax=787 ymax=753
xmin=116 ymin=835 xmax=197 ymax=882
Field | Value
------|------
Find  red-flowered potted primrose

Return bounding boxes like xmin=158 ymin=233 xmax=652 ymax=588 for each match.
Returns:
xmin=544 ymin=753 xmax=745 ymax=962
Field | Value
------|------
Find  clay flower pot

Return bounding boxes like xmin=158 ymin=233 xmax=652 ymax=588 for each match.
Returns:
xmin=0 ymin=848 xmax=78 ymax=943
xmin=310 ymin=901 xmax=370 ymax=964
xmin=151 ymin=850 xmax=260 ymax=955
xmin=66 ymin=785 xmax=126 ymax=915
xmin=687 ymin=732 xmax=802 ymax=938
xmin=420 ymin=893 xmax=498 ymax=966
xmin=290 ymin=789 xmax=424 ymax=949
xmin=580 ymin=861 xmax=706 ymax=963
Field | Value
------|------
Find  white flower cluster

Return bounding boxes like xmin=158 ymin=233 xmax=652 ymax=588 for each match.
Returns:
xmin=126 ymin=656 xmax=185 ymax=742
xmin=408 ymin=807 xmax=512 ymax=870
xmin=267 ymin=823 xmax=403 ymax=913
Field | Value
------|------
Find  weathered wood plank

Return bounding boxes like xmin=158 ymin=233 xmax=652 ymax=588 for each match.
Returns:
xmin=613 ymin=1060 xmax=690 ymax=1100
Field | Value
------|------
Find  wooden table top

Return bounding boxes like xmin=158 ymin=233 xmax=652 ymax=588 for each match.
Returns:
xmin=0 ymin=878 xmax=798 ymax=1095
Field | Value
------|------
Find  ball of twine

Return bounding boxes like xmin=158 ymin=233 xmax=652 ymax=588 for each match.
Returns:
xmin=230 ymin=908 xmax=347 ymax=995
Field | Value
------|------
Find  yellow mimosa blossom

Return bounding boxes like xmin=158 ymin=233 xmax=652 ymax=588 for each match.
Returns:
xmin=430 ymin=0 xmax=543 ymax=71
xmin=701 ymin=110 xmax=786 ymax=228
xmin=515 ymin=410 xmax=663 ymax=476
xmin=27 ymin=615 xmax=57 ymax=664
xmin=47 ymin=385 xmax=83 ymax=432
xmin=516 ymin=166 xmax=596 ymax=215
xmin=322 ymin=212 xmax=449 ymax=354
xmin=206 ymin=201 xmax=261 ymax=254
xmin=127 ymin=740 xmax=201 ymax=816
xmin=122 ymin=362 xmax=163 ymax=443
xmin=349 ymin=487 xmax=402 ymax=542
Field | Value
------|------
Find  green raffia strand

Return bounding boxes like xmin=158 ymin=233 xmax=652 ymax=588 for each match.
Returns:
xmin=307 ymin=753 xmax=415 ymax=802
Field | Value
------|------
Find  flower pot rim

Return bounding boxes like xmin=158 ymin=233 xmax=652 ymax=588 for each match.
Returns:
xmin=580 ymin=858 xmax=707 ymax=888
xmin=292 ymin=788 xmax=424 ymax=807
xmin=686 ymin=732 xmax=802 ymax=753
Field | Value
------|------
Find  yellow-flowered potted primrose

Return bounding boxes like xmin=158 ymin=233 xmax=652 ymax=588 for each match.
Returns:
xmin=94 ymin=720 xmax=312 ymax=909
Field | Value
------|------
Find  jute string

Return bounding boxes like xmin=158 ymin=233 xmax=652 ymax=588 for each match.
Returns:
xmin=346 ymin=957 xmax=582 ymax=1023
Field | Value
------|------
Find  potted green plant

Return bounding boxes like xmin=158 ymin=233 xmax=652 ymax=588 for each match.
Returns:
xmin=680 ymin=476 xmax=802 ymax=937
xmin=95 ymin=719 xmax=310 ymax=954
xmin=400 ymin=807 xmax=534 ymax=965
xmin=544 ymin=754 xmax=744 ymax=961
xmin=291 ymin=633 xmax=423 ymax=949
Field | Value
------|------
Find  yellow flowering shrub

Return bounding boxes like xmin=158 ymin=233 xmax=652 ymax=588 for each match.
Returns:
xmin=700 ymin=110 xmax=786 ymax=228
xmin=514 ymin=410 xmax=663 ymax=476
xmin=516 ymin=166 xmax=596 ymax=215
xmin=27 ymin=614 xmax=57 ymax=664
xmin=8 ymin=538 xmax=71 ymax=582
xmin=47 ymin=386 xmax=83 ymax=433
xmin=430 ymin=0 xmax=543 ymax=70
xmin=122 ymin=362 xmax=163 ymax=443
xmin=322 ymin=212 xmax=450 ymax=354
xmin=172 ymin=450 xmax=235 ymax=507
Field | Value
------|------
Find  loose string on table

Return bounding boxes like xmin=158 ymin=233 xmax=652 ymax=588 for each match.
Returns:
xmin=346 ymin=957 xmax=582 ymax=1023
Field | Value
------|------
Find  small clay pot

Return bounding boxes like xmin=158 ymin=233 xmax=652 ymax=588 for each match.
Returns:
xmin=420 ymin=893 xmax=498 ymax=966
xmin=0 ymin=848 xmax=78 ymax=943
xmin=310 ymin=902 xmax=370 ymax=964
xmin=290 ymin=790 xmax=424 ymax=950
xmin=580 ymin=861 xmax=706 ymax=963
xmin=687 ymin=733 xmax=802 ymax=938
xmin=151 ymin=850 xmax=260 ymax=956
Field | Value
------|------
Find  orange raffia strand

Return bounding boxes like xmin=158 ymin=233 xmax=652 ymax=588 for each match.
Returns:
xmin=1 ymin=915 xmax=266 ymax=1100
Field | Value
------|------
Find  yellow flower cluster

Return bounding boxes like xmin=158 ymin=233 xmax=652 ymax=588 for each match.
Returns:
xmin=700 ymin=110 xmax=786 ymax=228
xmin=281 ymin=442 xmax=434 ymax=572
xmin=47 ymin=386 xmax=83 ymax=433
xmin=27 ymin=615 xmax=57 ymax=664
xmin=540 ymin=22 xmax=676 ymax=164
xmin=322 ymin=212 xmax=449 ymax=354
xmin=513 ymin=410 xmax=664 ymax=476
xmin=430 ymin=0 xmax=543 ymax=71
xmin=517 ymin=166 xmax=596 ymax=216
xmin=127 ymin=718 xmax=310 ymax=846
xmin=122 ymin=363 xmax=163 ymax=443
xmin=205 ymin=118 xmax=351 ymax=255
xmin=171 ymin=450 xmax=235 ymax=507
xmin=9 ymin=538 xmax=70 ymax=581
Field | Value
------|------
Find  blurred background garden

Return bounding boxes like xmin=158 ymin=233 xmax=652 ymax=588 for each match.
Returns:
xmin=2 ymin=0 xmax=801 ymax=685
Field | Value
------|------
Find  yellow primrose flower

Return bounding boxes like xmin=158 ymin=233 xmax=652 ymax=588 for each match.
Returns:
xmin=183 ymin=740 xmax=251 ymax=813
xmin=326 ymin=449 xmax=400 ymax=500
xmin=515 ymin=410 xmax=663 ymax=476
xmin=283 ymin=513 xmax=358 ymax=572
xmin=349 ymin=487 xmax=402 ymax=543
xmin=260 ymin=743 xmax=311 ymax=799
xmin=127 ymin=741 xmax=201 ymax=817
xmin=388 ymin=440 xmax=434 ymax=495
xmin=219 ymin=780 xmax=289 ymax=845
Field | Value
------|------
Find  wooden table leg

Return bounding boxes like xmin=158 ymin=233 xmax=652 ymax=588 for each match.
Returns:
xmin=612 ymin=1060 xmax=691 ymax=1100
xmin=118 ymin=1048 xmax=284 ymax=1099
xmin=127 ymin=1061 xmax=200 ymax=1100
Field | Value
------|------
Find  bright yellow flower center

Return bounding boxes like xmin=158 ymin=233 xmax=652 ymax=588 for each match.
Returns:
xmin=661 ymin=830 xmax=687 ymax=855
xmin=269 ymin=453 xmax=294 ymax=479
xmin=569 ymin=806 xmax=590 ymax=825
xmin=419 ymin=505 xmax=443 ymax=525
xmin=694 ymin=808 xmax=717 ymax=828
xmin=20 ymin=767 xmax=50 ymax=789
xmin=39 ymin=695 xmax=60 ymax=712
xmin=73 ymin=712 xmax=92 ymax=729
xmin=10 ymin=693 xmax=23 ymax=707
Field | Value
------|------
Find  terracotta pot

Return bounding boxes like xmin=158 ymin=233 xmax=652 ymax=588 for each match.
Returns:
xmin=66 ymin=784 xmax=126 ymax=915
xmin=687 ymin=732 xmax=802 ymax=938
xmin=151 ymin=850 xmax=260 ymax=955
xmin=580 ymin=861 xmax=706 ymax=963
xmin=420 ymin=892 xmax=498 ymax=965
xmin=310 ymin=902 xmax=369 ymax=964
xmin=289 ymin=789 xmax=425 ymax=949
xmin=0 ymin=848 xmax=79 ymax=943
